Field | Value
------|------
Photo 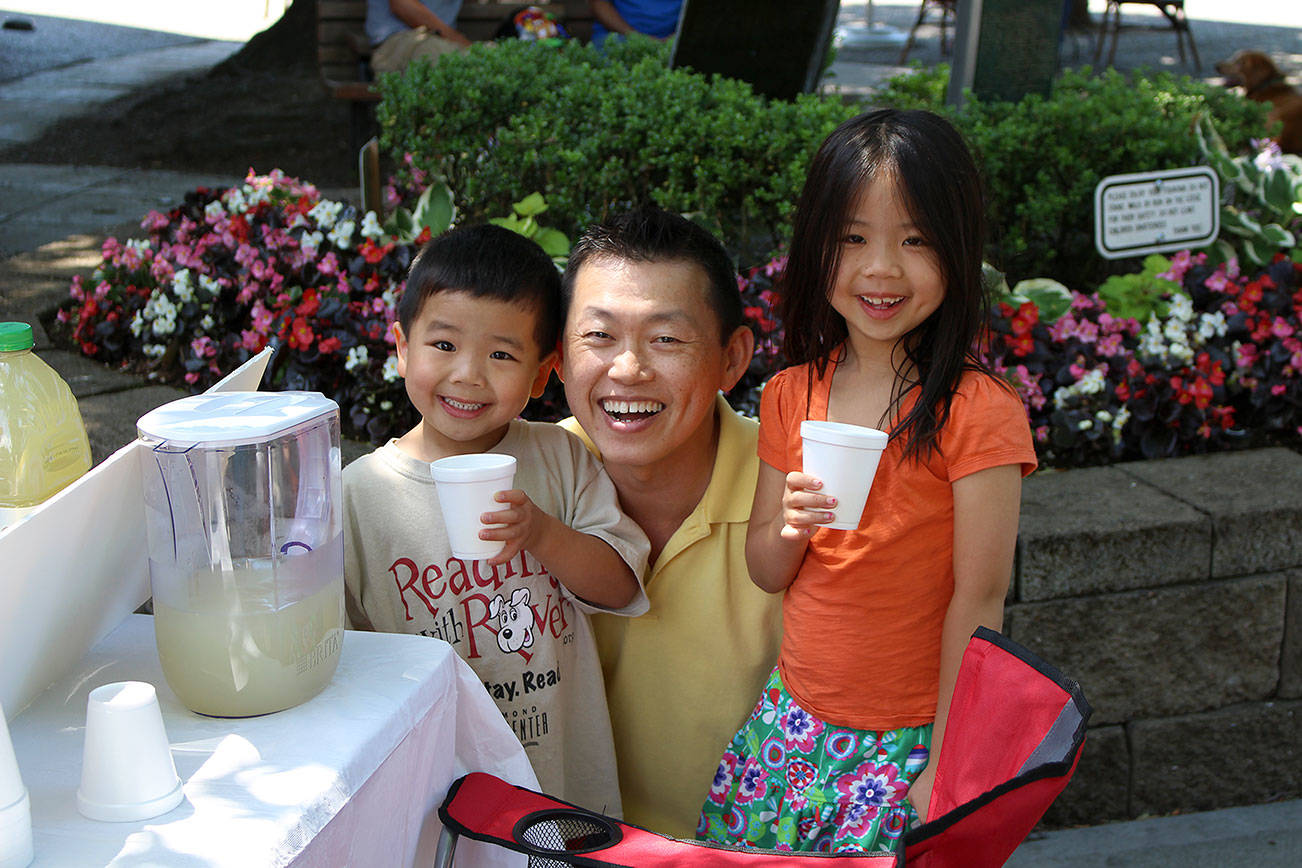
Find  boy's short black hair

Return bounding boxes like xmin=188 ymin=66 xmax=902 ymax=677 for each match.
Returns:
xmin=561 ymin=206 xmax=743 ymax=342
xmin=398 ymin=223 xmax=562 ymax=354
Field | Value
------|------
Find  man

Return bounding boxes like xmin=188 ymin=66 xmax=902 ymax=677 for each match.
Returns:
xmin=366 ymin=0 xmax=471 ymax=75
xmin=589 ymin=0 xmax=683 ymax=47
xmin=559 ymin=207 xmax=782 ymax=837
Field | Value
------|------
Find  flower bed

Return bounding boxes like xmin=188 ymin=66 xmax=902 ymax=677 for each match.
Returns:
xmin=52 ymin=170 xmax=1302 ymax=468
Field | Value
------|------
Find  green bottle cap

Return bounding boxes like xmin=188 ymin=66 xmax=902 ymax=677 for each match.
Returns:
xmin=0 ymin=322 xmax=36 ymax=352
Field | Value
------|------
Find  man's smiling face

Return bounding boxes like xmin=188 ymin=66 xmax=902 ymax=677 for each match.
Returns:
xmin=561 ymin=256 xmax=739 ymax=474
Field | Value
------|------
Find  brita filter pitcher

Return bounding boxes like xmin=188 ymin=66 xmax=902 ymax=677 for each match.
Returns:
xmin=136 ymin=392 xmax=344 ymax=717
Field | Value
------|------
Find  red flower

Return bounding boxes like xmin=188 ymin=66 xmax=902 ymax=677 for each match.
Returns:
xmin=318 ymin=336 xmax=342 ymax=355
xmin=360 ymin=240 xmax=392 ymax=264
xmin=296 ymin=288 xmax=321 ymax=318
xmin=288 ymin=316 xmax=315 ymax=350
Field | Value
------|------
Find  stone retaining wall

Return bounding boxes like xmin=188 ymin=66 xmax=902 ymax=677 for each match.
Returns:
xmin=1009 ymin=447 xmax=1302 ymax=826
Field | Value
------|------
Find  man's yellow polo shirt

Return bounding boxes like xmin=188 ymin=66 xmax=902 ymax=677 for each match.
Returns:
xmin=561 ymin=395 xmax=783 ymax=837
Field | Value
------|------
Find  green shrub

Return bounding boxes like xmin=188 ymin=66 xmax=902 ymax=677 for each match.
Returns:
xmin=376 ymin=38 xmax=856 ymax=260
xmin=876 ymin=66 xmax=1270 ymax=290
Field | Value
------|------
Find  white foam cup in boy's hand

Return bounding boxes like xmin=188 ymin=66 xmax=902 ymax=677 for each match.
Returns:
xmin=77 ymin=681 xmax=184 ymax=823
xmin=1 ymin=699 xmax=33 ymax=868
xmin=800 ymin=420 xmax=889 ymax=530
xmin=429 ymin=454 xmax=517 ymax=560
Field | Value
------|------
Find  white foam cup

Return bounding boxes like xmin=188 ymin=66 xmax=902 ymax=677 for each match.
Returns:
xmin=800 ymin=420 xmax=889 ymax=531
xmin=429 ymin=454 xmax=517 ymax=560
xmin=77 ymin=682 xmax=184 ymax=823
xmin=0 ymin=701 xmax=33 ymax=868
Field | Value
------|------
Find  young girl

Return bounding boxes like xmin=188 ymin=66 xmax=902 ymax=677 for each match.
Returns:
xmin=697 ymin=109 xmax=1036 ymax=853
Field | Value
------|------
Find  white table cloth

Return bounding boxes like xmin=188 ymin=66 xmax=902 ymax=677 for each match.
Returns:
xmin=8 ymin=615 xmax=537 ymax=867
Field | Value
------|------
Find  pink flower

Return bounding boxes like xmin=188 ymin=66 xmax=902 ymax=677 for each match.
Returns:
xmin=141 ymin=210 xmax=170 ymax=232
xmin=190 ymin=336 xmax=217 ymax=359
xmin=1271 ymin=318 xmax=1294 ymax=339
xmin=184 ymin=371 xmax=200 ymax=384
xmin=240 ymin=329 xmax=265 ymax=352
xmin=251 ymin=299 xmax=275 ymax=334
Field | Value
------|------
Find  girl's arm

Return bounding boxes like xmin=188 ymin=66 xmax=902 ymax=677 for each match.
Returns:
xmin=745 ymin=461 xmax=834 ymax=593
xmin=481 ymin=489 xmax=639 ymax=609
xmin=909 ymin=462 xmax=1023 ymax=821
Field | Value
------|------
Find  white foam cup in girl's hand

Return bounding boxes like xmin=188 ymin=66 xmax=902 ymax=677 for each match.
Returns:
xmin=800 ymin=420 xmax=889 ymax=530
xmin=430 ymin=454 xmax=517 ymax=560
xmin=77 ymin=681 xmax=184 ymax=823
xmin=1 ymin=699 xmax=33 ymax=867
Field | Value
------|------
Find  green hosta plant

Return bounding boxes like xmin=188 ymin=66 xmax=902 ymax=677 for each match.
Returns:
xmin=382 ymin=181 xmax=455 ymax=243
xmin=490 ymin=193 xmax=570 ymax=266
xmin=985 ymin=263 xmax=1072 ymax=323
xmin=1096 ymin=254 xmax=1183 ymax=321
xmin=1197 ymin=117 xmax=1302 ymax=267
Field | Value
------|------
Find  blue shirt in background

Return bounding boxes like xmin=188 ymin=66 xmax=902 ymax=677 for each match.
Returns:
xmin=591 ymin=0 xmax=683 ymax=47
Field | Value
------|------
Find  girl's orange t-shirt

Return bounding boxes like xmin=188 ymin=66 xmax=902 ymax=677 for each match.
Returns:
xmin=757 ymin=360 xmax=1037 ymax=730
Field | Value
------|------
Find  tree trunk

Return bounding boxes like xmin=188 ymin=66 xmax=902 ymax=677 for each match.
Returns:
xmin=213 ymin=0 xmax=318 ymax=76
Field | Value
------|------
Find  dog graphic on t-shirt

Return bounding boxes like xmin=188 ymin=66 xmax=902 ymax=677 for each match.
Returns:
xmin=490 ymin=587 xmax=535 ymax=654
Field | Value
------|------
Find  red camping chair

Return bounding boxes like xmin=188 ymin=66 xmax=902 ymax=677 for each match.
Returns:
xmin=434 ymin=627 xmax=1090 ymax=867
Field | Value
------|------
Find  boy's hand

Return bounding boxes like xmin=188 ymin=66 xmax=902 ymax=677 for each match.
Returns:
xmin=479 ymin=489 xmax=548 ymax=566
xmin=779 ymin=471 xmax=836 ymax=541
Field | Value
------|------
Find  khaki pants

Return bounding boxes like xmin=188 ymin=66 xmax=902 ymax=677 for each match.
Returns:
xmin=371 ymin=26 xmax=466 ymax=75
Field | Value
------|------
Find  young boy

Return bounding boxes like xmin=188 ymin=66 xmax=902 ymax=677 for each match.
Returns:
xmin=343 ymin=224 xmax=649 ymax=815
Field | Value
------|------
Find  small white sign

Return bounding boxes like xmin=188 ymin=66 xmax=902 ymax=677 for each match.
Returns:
xmin=1094 ymin=167 xmax=1220 ymax=260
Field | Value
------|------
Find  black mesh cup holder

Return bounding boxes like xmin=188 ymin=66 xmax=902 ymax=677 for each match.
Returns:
xmin=513 ymin=809 xmax=623 ymax=867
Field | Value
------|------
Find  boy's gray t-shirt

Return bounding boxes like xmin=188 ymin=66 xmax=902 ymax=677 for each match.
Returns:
xmin=343 ymin=420 xmax=649 ymax=815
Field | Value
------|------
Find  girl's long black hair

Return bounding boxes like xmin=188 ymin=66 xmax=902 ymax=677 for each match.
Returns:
xmin=779 ymin=108 xmax=996 ymax=463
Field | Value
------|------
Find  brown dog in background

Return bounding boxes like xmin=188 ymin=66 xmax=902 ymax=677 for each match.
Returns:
xmin=1216 ymin=50 xmax=1302 ymax=155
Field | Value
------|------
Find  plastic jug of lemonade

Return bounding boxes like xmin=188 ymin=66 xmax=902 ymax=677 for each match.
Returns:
xmin=0 ymin=321 xmax=93 ymax=533
xmin=136 ymin=392 xmax=345 ymax=717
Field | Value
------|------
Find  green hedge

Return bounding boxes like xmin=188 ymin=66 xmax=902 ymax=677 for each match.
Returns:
xmin=876 ymin=65 xmax=1271 ymax=288
xmin=375 ymin=37 xmax=857 ymax=261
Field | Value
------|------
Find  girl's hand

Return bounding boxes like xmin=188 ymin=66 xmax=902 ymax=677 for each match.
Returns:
xmin=908 ymin=762 xmax=935 ymax=823
xmin=479 ymin=489 xmax=546 ymax=566
xmin=779 ymin=471 xmax=836 ymax=540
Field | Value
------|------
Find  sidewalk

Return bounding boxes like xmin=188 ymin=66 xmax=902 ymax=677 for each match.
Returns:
xmin=1 ymin=6 xmax=1301 ymax=864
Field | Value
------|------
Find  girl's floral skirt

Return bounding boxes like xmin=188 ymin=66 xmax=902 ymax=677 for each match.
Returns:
xmin=697 ymin=667 xmax=932 ymax=854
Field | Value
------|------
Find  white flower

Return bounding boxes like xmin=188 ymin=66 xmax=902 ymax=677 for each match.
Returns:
xmin=328 ymin=219 xmax=355 ymax=250
xmin=151 ymin=314 xmax=176 ymax=337
xmin=382 ymin=354 xmax=400 ymax=383
xmin=360 ymin=211 xmax=385 ymax=240
xmin=380 ymin=400 xmax=393 ymax=412
xmin=204 ymin=200 xmax=226 ymax=222
xmin=126 ymin=239 xmax=151 ymax=256
xmin=345 ymin=345 xmax=370 ymax=372
xmin=300 ymin=230 xmax=323 ymax=257
xmin=244 ymin=183 xmax=271 ymax=209
xmin=130 ymin=312 xmax=145 ymax=337
xmin=1113 ymin=406 xmax=1131 ymax=431
xmin=1096 ymin=410 xmax=1113 ymax=424
xmin=223 ymin=187 xmax=248 ymax=214
xmin=172 ymin=269 xmax=194 ymax=303
xmin=381 ymin=285 xmax=400 ymax=311
xmin=201 ymin=314 xmax=215 ymax=330
xmin=1167 ymin=293 xmax=1194 ymax=323
xmin=199 ymin=273 xmax=222 ymax=295
xmin=308 ymin=199 xmax=344 ymax=230
xmin=144 ymin=292 xmax=177 ymax=321
xmin=143 ymin=343 xmax=167 ymax=359
xmin=1077 ymin=419 xmax=1093 ymax=431
xmin=1197 ymin=312 xmax=1227 ymax=341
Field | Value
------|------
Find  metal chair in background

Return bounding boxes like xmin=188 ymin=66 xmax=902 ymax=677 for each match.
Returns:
xmin=1094 ymin=1 xmax=1201 ymax=69
xmin=898 ymin=0 xmax=957 ymax=64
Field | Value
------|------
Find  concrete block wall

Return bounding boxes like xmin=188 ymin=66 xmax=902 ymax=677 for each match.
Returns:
xmin=1007 ymin=447 xmax=1302 ymax=826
